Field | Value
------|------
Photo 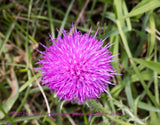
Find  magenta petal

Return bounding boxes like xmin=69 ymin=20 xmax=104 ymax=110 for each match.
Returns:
xmin=36 ymin=25 xmax=117 ymax=103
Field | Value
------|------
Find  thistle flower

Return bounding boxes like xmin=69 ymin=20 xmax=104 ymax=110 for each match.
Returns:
xmin=36 ymin=26 xmax=117 ymax=103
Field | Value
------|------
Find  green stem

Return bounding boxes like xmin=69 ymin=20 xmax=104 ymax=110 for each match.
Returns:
xmin=91 ymin=100 xmax=133 ymax=125
xmin=116 ymin=20 xmax=158 ymax=107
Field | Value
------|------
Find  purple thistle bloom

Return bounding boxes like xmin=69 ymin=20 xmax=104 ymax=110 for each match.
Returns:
xmin=36 ymin=25 xmax=117 ymax=103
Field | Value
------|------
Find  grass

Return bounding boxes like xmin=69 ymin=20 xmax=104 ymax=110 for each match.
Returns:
xmin=0 ymin=0 xmax=160 ymax=125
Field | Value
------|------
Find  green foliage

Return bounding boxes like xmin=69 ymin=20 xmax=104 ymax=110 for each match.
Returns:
xmin=0 ymin=0 xmax=160 ymax=125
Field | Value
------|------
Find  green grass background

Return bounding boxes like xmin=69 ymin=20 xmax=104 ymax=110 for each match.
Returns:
xmin=0 ymin=0 xmax=160 ymax=125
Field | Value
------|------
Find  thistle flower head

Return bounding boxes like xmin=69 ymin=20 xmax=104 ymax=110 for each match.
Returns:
xmin=36 ymin=26 xmax=117 ymax=103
